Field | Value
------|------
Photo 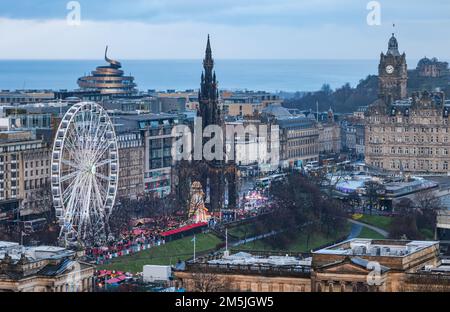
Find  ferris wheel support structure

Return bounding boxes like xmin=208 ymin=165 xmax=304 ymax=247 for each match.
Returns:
xmin=51 ymin=102 xmax=119 ymax=246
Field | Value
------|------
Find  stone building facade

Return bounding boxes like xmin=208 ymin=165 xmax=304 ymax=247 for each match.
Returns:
xmin=318 ymin=109 xmax=341 ymax=154
xmin=0 ymin=242 xmax=95 ymax=292
xmin=278 ymin=117 xmax=319 ymax=168
xmin=175 ymin=252 xmax=311 ymax=292
xmin=365 ymin=33 xmax=450 ymax=174
xmin=261 ymin=104 xmax=319 ymax=168
xmin=116 ymin=130 xmax=145 ymax=200
xmin=176 ymin=270 xmax=311 ymax=292
xmin=365 ymin=91 xmax=450 ymax=173
xmin=21 ymin=146 xmax=51 ymax=217
xmin=0 ymin=131 xmax=51 ymax=218
xmin=416 ymin=57 xmax=449 ymax=78
xmin=378 ymin=33 xmax=407 ymax=104
xmin=174 ymin=239 xmax=450 ymax=292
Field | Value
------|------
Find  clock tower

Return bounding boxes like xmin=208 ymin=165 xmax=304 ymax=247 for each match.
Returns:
xmin=378 ymin=33 xmax=407 ymax=103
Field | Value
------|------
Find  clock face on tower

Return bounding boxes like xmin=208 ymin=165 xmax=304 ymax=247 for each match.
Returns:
xmin=386 ymin=65 xmax=394 ymax=74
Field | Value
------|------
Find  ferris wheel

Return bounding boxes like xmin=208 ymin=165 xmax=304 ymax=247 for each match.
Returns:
xmin=51 ymin=102 xmax=119 ymax=245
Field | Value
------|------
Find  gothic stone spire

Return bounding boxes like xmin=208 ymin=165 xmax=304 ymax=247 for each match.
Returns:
xmin=199 ymin=35 xmax=220 ymax=128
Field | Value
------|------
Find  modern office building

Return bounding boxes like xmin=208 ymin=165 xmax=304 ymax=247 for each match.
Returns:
xmin=115 ymin=113 xmax=182 ymax=197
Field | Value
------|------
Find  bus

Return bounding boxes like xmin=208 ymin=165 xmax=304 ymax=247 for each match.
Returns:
xmin=256 ymin=173 xmax=287 ymax=189
xmin=305 ymin=161 xmax=320 ymax=171
xmin=23 ymin=218 xmax=47 ymax=233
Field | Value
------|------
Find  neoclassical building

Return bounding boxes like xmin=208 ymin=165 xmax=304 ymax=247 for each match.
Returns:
xmin=0 ymin=242 xmax=95 ymax=292
xmin=174 ymin=239 xmax=450 ymax=292
xmin=365 ymin=34 xmax=450 ymax=174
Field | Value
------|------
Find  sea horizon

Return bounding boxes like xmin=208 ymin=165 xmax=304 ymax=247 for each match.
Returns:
xmin=0 ymin=58 xmax=427 ymax=93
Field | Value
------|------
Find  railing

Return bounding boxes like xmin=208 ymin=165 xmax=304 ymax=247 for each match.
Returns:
xmin=405 ymin=272 xmax=450 ymax=284
xmin=437 ymin=211 xmax=450 ymax=229
xmin=228 ymin=249 xmax=311 ymax=259
xmin=184 ymin=262 xmax=311 ymax=278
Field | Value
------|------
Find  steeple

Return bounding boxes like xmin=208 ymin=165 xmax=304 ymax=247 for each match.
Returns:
xmin=199 ymin=35 xmax=220 ymax=127
xmin=203 ymin=34 xmax=214 ymax=81
xmin=387 ymin=33 xmax=400 ymax=56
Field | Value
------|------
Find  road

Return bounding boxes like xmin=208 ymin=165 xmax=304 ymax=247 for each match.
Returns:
xmin=347 ymin=219 xmax=389 ymax=238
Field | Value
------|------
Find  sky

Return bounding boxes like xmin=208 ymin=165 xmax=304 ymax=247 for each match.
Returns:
xmin=0 ymin=0 xmax=449 ymax=60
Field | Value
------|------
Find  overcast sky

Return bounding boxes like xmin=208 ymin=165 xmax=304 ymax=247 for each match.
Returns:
xmin=0 ymin=0 xmax=448 ymax=60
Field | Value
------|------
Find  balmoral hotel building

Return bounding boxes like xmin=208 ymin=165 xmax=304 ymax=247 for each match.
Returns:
xmin=365 ymin=34 xmax=450 ymax=174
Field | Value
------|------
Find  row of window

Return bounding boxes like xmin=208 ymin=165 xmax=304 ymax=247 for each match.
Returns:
xmin=288 ymin=138 xmax=317 ymax=147
xmin=25 ymin=159 xmax=50 ymax=169
xmin=287 ymin=129 xmax=317 ymax=139
xmin=369 ymin=146 xmax=449 ymax=155
xmin=369 ymin=123 xmax=450 ymax=132
xmin=369 ymin=136 xmax=449 ymax=144
xmin=388 ymin=161 xmax=449 ymax=171
xmin=25 ymin=178 xmax=49 ymax=191
xmin=25 ymin=169 xmax=49 ymax=177
xmin=287 ymin=146 xmax=318 ymax=158
xmin=0 ymin=143 xmax=42 ymax=153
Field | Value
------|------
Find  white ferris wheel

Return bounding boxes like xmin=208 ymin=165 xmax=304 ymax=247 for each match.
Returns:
xmin=51 ymin=102 xmax=119 ymax=245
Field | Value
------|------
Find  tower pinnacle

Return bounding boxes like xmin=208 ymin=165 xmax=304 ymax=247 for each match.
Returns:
xmin=203 ymin=34 xmax=214 ymax=72
xmin=387 ymin=33 xmax=400 ymax=56
xmin=199 ymin=35 xmax=220 ymax=127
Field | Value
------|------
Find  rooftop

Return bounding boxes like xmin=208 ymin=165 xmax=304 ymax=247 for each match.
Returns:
xmin=314 ymin=238 xmax=438 ymax=258
xmin=207 ymin=252 xmax=312 ymax=267
xmin=0 ymin=241 xmax=75 ymax=262
xmin=183 ymin=251 xmax=311 ymax=278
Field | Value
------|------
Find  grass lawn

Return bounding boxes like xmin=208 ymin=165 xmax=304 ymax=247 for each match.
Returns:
xmin=233 ymin=223 xmax=351 ymax=253
xmin=358 ymin=226 xmax=386 ymax=239
xmin=97 ymin=233 xmax=222 ymax=273
xmin=358 ymin=215 xmax=393 ymax=232
xmin=419 ymin=228 xmax=435 ymax=240
xmin=227 ymin=223 xmax=260 ymax=240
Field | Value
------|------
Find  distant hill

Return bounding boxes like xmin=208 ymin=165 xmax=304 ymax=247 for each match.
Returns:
xmin=284 ymin=58 xmax=450 ymax=113
xmin=283 ymin=75 xmax=378 ymax=113
xmin=408 ymin=71 xmax=450 ymax=93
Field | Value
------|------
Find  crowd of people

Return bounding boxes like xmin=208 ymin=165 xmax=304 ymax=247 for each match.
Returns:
xmin=86 ymin=189 xmax=272 ymax=265
xmin=85 ymin=215 xmax=189 ymax=264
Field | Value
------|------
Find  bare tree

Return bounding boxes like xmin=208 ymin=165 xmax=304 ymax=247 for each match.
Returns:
xmin=190 ymin=272 xmax=232 ymax=292
xmin=414 ymin=189 xmax=443 ymax=211
xmin=414 ymin=189 xmax=443 ymax=239
xmin=262 ymin=172 xmax=347 ymax=250
xmin=365 ymin=181 xmax=384 ymax=215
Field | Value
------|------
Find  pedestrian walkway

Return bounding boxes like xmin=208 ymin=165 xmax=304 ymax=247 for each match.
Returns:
xmin=346 ymin=222 xmax=363 ymax=240
xmin=347 ymin=218 xmax=389 ymax=238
